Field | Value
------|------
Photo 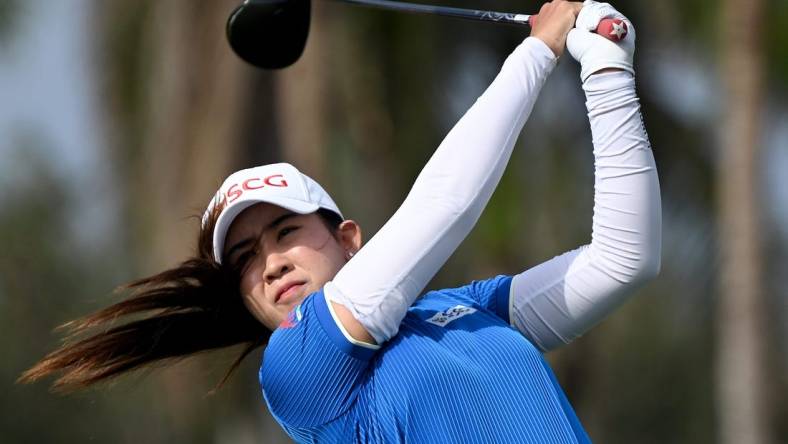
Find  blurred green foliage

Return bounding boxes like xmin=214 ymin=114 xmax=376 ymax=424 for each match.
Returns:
xmin=3 ymin=0 xmax=787 ymax=443
xmin=0 ymin=0 xmax=19 ymax=44
xmin=0 ymin=137 xmax=121 ymax=442
xmin=766 ymin=0 xmax=788 ymax=88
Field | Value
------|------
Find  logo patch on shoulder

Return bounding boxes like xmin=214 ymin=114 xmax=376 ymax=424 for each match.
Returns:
xmin=426 ymin=305 xmax=477 ymax=327
xmin=279 ymin=304 xmax=303 ymax=329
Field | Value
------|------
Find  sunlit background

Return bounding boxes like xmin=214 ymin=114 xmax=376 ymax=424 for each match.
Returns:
xmin=1 ymin=0 xmax=786 ymax=442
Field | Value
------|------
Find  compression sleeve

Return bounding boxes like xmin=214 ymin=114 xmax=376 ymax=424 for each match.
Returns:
xmin=326 ymin=37 xmax=558 ymax=344
xmin=509 ymin=70 xmax=662 ymax=352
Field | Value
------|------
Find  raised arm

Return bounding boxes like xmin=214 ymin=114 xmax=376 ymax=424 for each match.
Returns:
xmin=508 ymin=1 xmax=662 ymax=352
xmin=327 ymin=2 xmax=582 ymax=346
xmin=260 ymin=4 xmax=586 ymax=431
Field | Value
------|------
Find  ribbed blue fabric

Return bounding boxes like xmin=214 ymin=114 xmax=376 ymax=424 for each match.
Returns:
xmin=260 ymin=276 xmax=591 ymax=443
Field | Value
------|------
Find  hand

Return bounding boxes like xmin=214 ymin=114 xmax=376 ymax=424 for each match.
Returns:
xmin=529 ymin=1 xmax=583 ymax=58
xmin=566 ymin=0 xmax=636 ymax=81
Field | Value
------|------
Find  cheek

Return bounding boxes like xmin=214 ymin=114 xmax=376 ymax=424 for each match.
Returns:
xmin=294 ymin=231 xmax=346 ymax=280
xmin=238 ymin=262 xmax=282 ymax=329
xmin=300 ymin=226 xmax=334 ymax=251
xmin=239 ymin=258 xmax=265 ymax=296
xmin=239 ymin=264 xmax=266 ymax=314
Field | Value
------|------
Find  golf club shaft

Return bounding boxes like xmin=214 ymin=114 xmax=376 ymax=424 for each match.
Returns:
xmin=224 ymin=0 xmax=629 ymax=69
xmin=332 ymin=0 xmax=532 ymax=26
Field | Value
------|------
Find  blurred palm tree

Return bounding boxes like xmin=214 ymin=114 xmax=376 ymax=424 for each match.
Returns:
xmin=95 ymin=1 xmax=287 ymax=442
xmin=715 ymin=0 xmax=771 ymax=443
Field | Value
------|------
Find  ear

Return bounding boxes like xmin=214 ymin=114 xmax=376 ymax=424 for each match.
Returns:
xmin=337 ymin=220 xmax=362 ymax=254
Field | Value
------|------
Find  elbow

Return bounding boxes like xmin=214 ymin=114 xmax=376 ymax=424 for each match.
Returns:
xmin=626 ymin=240 xmax=662 ymax=286
xmin=636 ymin=233 xmax=662 ymax=284
xmin=591 ymin=242 xmax=661 ymax=287
xmin=615 ymin=252 xmax=660 ymax=287
xmin=634 ymin=253 xmax=661 ymax=284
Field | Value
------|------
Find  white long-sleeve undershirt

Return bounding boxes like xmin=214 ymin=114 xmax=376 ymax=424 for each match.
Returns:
xmin=509 ymin=70 xmax=661 ymax=352
xmin=326 ymin=39 xmax=661 ymax=351
xmin=326 ymin=37 xmax=558 ymax=345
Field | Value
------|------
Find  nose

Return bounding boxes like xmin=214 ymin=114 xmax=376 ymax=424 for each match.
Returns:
xmin=263 ymin=251 xmax=292 ymax=283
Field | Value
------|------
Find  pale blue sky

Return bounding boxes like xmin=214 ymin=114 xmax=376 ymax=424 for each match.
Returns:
xmin=0 ymin=0 xmax=102 ymax=179
xmin=0 ymin=0 xmax=114 ymax=247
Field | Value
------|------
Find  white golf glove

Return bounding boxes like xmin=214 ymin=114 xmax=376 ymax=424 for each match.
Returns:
xmin=567 ymin=0 xmax=635 ymax=82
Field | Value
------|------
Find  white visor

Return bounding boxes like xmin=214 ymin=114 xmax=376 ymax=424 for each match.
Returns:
xmin=204 ymin=163 xmax=343 ymax=263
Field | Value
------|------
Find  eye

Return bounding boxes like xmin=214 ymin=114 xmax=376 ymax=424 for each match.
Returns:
xmin=277 ymin=225 xmax=299 ymax=241
xmin=231 ymin=248 xmax=257 ymax=274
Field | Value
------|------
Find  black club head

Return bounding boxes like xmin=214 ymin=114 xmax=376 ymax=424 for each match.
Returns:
xmin=227 ymin=0 xmax=311 ymax=69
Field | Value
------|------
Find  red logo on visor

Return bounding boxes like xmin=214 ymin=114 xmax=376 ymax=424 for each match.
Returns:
xmin=225 ymin=174 xmax=288 ymax=204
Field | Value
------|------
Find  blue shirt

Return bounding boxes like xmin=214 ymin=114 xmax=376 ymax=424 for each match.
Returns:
xmin=260 ymin=275 xmax=591 ymax=443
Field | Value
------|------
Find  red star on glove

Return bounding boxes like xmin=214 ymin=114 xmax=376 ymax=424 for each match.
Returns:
xmin=609 ymin=19 xmax=628 ymax=39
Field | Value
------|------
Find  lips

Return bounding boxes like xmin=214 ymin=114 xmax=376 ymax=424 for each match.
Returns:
xmin=275 ymin=282 xmax=306 ymax=304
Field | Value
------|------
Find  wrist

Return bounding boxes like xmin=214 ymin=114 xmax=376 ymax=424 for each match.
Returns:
xmin=582 ymin=70 xmax=636 ymax=104
xmin=530 ymin=34 xmax=562 ymax=58
xmin=579 ymin=60 xmax=634 ymax=83
xmin=592 ymin=67 xmax=625 ymax=75
xmin=523 ymin=36 xmax=559 ymax=62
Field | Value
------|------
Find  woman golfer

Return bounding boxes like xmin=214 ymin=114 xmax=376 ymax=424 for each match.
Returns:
xmin=22 ymin=1 xmax=660 ymax=442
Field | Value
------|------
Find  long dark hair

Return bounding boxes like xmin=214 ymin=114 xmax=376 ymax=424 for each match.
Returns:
xmin=18 ymin=203 xmax=342 ymax=393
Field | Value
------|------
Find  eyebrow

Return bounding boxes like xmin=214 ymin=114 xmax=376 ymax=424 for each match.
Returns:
xmin=224 ymin=212 xmax=299 ymax=263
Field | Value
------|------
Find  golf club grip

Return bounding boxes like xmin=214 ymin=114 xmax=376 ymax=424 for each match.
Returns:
xmin=529 ymin=17 xmax=627 ymax=42
xmin=590 ymin=18 xmax=628 ymax=42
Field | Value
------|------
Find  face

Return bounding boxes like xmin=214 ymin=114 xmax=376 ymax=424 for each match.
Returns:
xmin=223 ymin=203 xmax=360 ymax=331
